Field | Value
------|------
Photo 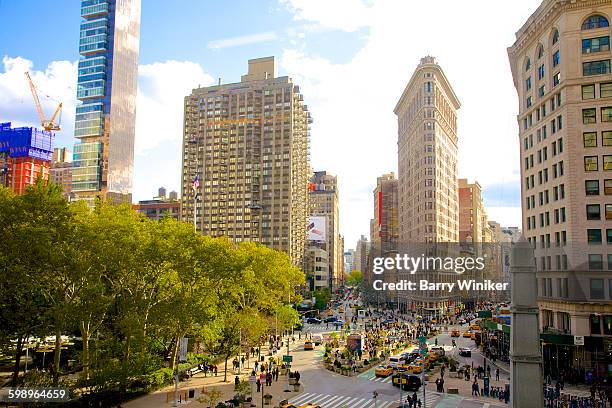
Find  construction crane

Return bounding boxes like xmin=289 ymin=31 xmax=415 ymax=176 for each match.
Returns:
xmin=24 ymin=71 xmax=63 ymax=132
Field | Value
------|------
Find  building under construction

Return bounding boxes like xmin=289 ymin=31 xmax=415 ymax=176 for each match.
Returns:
xmin=0 ymin=122 xmax=55 ymax=194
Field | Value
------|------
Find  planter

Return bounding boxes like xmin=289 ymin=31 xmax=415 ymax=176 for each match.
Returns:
xmin=293 ymin=383 xmax=300 ymax=392
xmin=263 ymin=395 xmax=273 ymax=405
xmin=449 ymin=372 xmax=458 ymax=378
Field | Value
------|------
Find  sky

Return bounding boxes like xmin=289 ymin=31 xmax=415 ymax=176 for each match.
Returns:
xmin=0 ymin=0 xmax=541 ymax=248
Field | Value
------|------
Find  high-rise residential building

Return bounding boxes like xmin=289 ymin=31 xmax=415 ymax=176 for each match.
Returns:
xmin=508 ymin=0 xmax=612 ymax=379
xmin=353 ymin=235 xmax=370 ymax=274
xmin=369 ymin=172 xmax=399 ymax=305
xmin=395 ymin=56 xmax=460 ymax=244
xmin=304 ymin=246 xmax=329 ymax=291
xmin=50 ymin=147 xmax=73 ymax=198
xmin=344 ymin=249 xmax=354 ymax=274
xmin=72 ymin=0 xmax=141 ymax=205
xmin=370 ymin=172 xmax=399 ymax=252
xmin=394 ymin=56 xmax=461 ymax=316
xmin=458 ymin=179 xmax=490 ymax=244
xmin=308 ymin=171 xmax=342 ymax=288
xmin=181 ymin=57 xmax=311 ymax=266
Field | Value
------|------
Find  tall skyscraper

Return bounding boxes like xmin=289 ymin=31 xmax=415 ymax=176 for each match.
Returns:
xmin=369 ymin=172 xmax=399 ymax=305
xmin=394 ymin=56 xmax=461 ymax=316
xmin=72 ymin=0 xmax=141 ymax=204
xmin=353 ymin=235 xmax=370 ymax=274
xmin=308 ymin=171 xmax=342 ymax=288
xmin=508 ymin=0 xmax=612 ymax=380
xmin=395 ymin=56 xmax=460 ymax=243
xmin=181 ymin=57 xmax=311 ymax=266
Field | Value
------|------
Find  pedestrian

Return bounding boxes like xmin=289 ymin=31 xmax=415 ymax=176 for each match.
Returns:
xmin=255 ymin=361 xmax=259 ymax=372
xmin=234 ymin=375 xmax=240 ymax=390
xmin=495 ymin=368 xmax=500 ymax=381
xmin=256 ymin=378 xmax=261 ymax=392
xmin=295 ymin=371 xmax=301 ymax=383
xmin=266 ymin=371 xmax=272 ymax=386
xmin=241 ymin=356 xmax=245 ymax=368
xmin=472 ymin=379 xmax=480 ymax=396
xmin=214 ymin=365 xmax=218 ymax=376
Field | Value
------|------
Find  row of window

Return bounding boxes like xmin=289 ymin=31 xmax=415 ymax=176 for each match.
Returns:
xmin=587 ymin=228 xmax=612 ymax=244
xmin=586 ymin=204 xmax=612 ymax=220
xmin=583 ymin=131 xmax=612 ymax=147
xmin=527 ymin=232 xmax=567 ymax=248
xmin=525 ymin=161 xmax=564 ymax=190
xmin=582 ymin=106 xmax=612 ymax=123
xmin=524 ymin=137 xmax=563 ymax=168
xmin=585 ymin=179 xmax=612 ymax=195
xmin=523 ymin=94 xmax=561 ymax=130
xmin=525 ymin=184 xmax=565 ymax=210
xmin=526 ymin=208 xmax=567 ymax=230
xmin=584 ymin=155 xmax=612 ymax=171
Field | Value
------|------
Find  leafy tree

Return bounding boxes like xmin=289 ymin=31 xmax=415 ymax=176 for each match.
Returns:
xmin=312 ymin=288 xmax=331 ymax=311
xmin=346 ymin=269 xmax=364 ymax=287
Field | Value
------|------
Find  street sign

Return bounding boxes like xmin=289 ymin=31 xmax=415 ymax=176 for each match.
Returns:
xmin=574 ymin=336 xmax=585 ymax=346
xmin=248 ymin=375 xmax=256 ymax=383
xmin=282 ymin=355 xmax=293 ymax=363
xmin=178 ymin=337 xmax=189 ymax=362
xmin=418 ymin=336 xmax=426 ymax=345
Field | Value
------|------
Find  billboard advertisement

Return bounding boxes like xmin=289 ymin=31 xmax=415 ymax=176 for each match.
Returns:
xmin=307 ymin=216 xmax=326 ymax=241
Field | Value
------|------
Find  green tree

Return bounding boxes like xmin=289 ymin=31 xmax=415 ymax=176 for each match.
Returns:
xmin=346 ymin=270 xmax=364 ymax=287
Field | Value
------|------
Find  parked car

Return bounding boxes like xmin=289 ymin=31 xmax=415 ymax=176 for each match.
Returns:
xmin=306 ymin=317 xmax=321 ymax=324
xmin=459 ymin=347 xmax=472 ymax=357
xmin=324 ymin=316 xmax=337 ymax=323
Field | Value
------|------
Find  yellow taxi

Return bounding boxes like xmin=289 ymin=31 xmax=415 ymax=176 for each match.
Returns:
xmin=463 ymin=330 xmax=473 ymax=338
xmin=279 ymin=401 xmax=298 ymax=408
xmin=451 ymin=329 xmax=460 ymax=337
xmin=299 ymin=405 xmax=321 ymax=408
xmin=405 ymin=360 xmax=423 ymax=374
xmin=304 ymin=340 xmax=314 ymax=350
xmin=339 ymin=306 xmax=345 ymax=313
xmin=375 ymin=365 xmax=393 ymax=377
xmin=469 ymin=324 xmax=480 ymax=331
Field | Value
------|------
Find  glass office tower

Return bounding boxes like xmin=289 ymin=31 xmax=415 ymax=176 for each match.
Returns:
xmin=72 ymin=0 xmax=141 ymax=204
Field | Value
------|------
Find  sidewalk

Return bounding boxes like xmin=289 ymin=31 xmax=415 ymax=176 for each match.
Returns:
xmin=125 ymin=337 xmax=305 ymax=408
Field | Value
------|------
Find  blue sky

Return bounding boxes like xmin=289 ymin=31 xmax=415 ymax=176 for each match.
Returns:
xmin=0 ymin=0 xmax=540 ymax=246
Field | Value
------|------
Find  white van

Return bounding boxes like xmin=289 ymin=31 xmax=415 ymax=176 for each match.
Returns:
xmin=389 ymin=355 xmax=403 ymax=368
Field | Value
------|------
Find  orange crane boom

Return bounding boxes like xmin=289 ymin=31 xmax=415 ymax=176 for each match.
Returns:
xmin=24 ymin=71 xmax=62 ymax=132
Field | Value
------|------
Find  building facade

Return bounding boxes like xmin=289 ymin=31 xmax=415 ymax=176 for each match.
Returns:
xmin=394 ymin=56 xmax=461 ymax=316
xmin=308 ymin=171 xmax=342 ymax=288
xmin=304 ymin=246 xmax=329 ymax=291
xmin=181 ymin=57 xmax=311 ymax=266
xmin=508 ymin=0 xmax=612 ymax=381
xmin=353 ymin=235 xmax=370 ymax=274
xmin=50 ymin=147 xmax=73 ymax=197
xmin=72 ymin=0 xmax=141 ymax=204
xmin=458 ymin=179 xmax=492 ymax=244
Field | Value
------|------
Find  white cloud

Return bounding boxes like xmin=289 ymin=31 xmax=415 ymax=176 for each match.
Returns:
xmin=281 ymin=0 xmax=373 ymax=32
xmin=486 ymin=207 xmax=523 ymax=229
xmin=0 ymin=56 xmax=77 ymax=148
xmin=208 ymin=31 xmax=279 ymax=50
xmin=279 ymin=0 xmax=540 ymax=247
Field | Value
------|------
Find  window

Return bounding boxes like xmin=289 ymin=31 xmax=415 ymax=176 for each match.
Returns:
xmin=591 ymin=315 xmax=602 ymax=334
xmin=586 ymin=180 xmax=600 ymax=195
xmin=607 ymin=204 xmax=612 ymax=219
xmin=604 ymin=316 xmax=612 ymax=335
xmin=538 ymin=44 xmax=544 ymax=59
xmin=583 ymin=108 xmax=596 ymax=124
xmin=585 ymin=156 xmax=599 ymax=171
xmin=603 ymin=131 xmax=612 ymax=146
xmin=552 ymin=29 xmax=559 ymax=44
xmin=553 ymin=72 xmax=561 ymax=86
xmin=591 ymin=279 xmax=604 ymax=300
xmin=539 ymin=85 xmax=545 ymax=97
xmin=583 ymin=84 xmax=596 ymax=99
xmin=525 ymin=58 xmax=531 ymax=71
xmin=526 ymin=76 xmax=532 ymax=90
xmin=582 ymin=15 xmax=609 ymax=30
xmin=606 ymin=179 xmax=612 ymax=194
xmin=604 ymin=155 xmax=612 ymax=170
xmin=589 ymin=254 xmax=603 ymax=270
xmin=527 ymin=96 xmax=532 ymax=108
xmin=602 ymin=82 xmax=612 ymax=98
xmin=608 ymin=229 xmax=612 ymax=243
xmin=602 ymin=107 xmax=612 ymax=121
xmin=582 ymin=36 xmax=610 ymax=53
xmin=584 ymin=60 xmax=611 ymax=76
xmin=587 ymin=204 xmax=601 ymax=220
xmin=538 ymin=64 xmax=545 ymax=79
xmin=588 ymin=228 xmax=602 ymax=244
xmin=584 ymin=132 xmax=598 ymax=147
xmin=553 ymin=50 xmax=560 ymax=67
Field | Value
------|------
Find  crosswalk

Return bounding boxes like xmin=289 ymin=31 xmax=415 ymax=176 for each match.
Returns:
xmin=289 ymin=392 xmax=441 ymax=408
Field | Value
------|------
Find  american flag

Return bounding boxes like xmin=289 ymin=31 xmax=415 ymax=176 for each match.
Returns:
xmin=192 ymin=176 xmax=200 ymax=191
